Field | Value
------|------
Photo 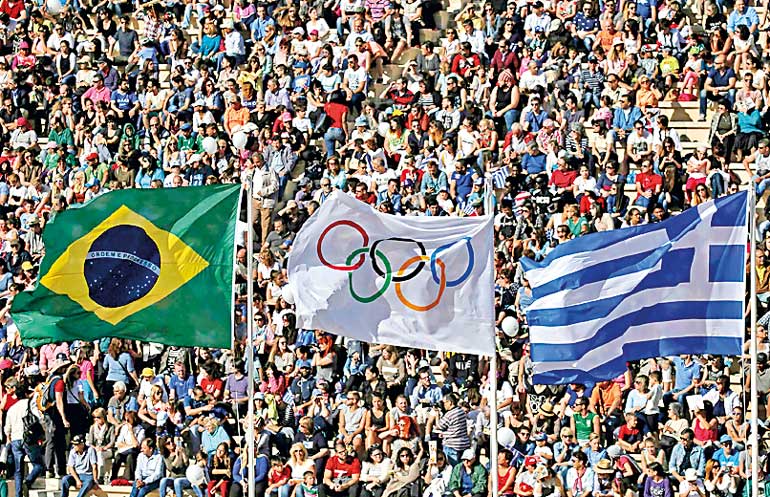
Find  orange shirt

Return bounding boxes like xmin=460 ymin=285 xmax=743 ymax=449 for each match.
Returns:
xmin=224 ymin=106 xmax=250 ymax=133
xmin=590 ymin=382 xmax=621 ymax=414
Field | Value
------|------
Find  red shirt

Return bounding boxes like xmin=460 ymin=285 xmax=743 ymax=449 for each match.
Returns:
xmin=324 ymin=102 xmax=348 ymax=129
xmin=550 ymin=169 xmax=578 ymax=189
xmin=201 ymin=378 xmax=223 ymax=399
xmin=0 ymin=0 xmax=24 ymax=19
xmin=325 ymin=455 xmax=361 ymax=481
xmin=635 ymin=172 xmax=662 ymax=200
xmin=268 ymin=466 xmax=291 ymax=485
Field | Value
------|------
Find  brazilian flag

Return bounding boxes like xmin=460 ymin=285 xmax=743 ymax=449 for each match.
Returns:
xmin=12 ymin=185 xmax=241 ymax=349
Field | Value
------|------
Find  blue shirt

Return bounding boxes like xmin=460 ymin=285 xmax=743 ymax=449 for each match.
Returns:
xmin=103 ymin=352 xmax=134 ymax=383
xmin=635 ymin=0 xmax=656 ymax=18
xmin=451 ymin=170 xmax=474 ymax=201
xmin=111 ymin=90 xmax=137 ymax=111
xmin=707 ymin=67 xmax=736 ymax=88
xmin=522 ymin=153 xmax=546 ymax=175
xmin=727 ymin=6 xmax=759 ymax=32
xmin=169 ymin=374 xmax=195 ymax=401
xmin=672 ymin=357 xmax=702 ymax=392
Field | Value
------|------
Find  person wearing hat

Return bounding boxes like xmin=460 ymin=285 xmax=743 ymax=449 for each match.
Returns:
xmin=21 ymin=215 xmax=44 ymax=262
xmin=713 ymin=435 xmax=740 ymax=468
xmin=291 ymin=60 xmax=311 ymax=93
xmin=41 ymin=353 xmax=72 ymax=478
xmin=8 ymin=117 xmax=37 ymax=150
xmin=448 ymin=449 xmax=487 ymax=497
xmin=137 ymin=368 xmax=167 ymax=406
xmin=219 ymin=19 xmax=246 ymax=68
xmin=60 ymin=434 xmax=99 ymax=497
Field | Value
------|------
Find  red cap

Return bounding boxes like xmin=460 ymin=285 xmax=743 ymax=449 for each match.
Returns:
xmin=524 ymin=456 xmax=538 ymax=466
xmin=15 ymin=117 xmax=28 ymax=129
xmin=86 ymin=152 xmax=99 ymax=161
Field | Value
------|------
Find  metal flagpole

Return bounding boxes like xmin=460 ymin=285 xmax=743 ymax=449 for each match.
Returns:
xmin=749 ymin=186 xmax=759 ymax=497
xmin=484 ymin=177 xmax=499 ymax=497
xmin=245 ymin=185 xmax=256 ymax=497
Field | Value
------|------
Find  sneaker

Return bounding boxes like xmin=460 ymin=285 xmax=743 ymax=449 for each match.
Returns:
xmin=698 ymin=113 xmax=706 ymax=121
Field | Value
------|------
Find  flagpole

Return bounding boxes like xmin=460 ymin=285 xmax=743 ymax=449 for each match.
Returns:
xmin=484 ymin=176 xmax=499 ymax=497
xmin=749 ymin=186 xmax=759 ymax=497
xmin=245 ymin=185 xmax=256 ymax=497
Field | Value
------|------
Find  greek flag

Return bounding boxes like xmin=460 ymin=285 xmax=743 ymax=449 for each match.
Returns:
xmin=520 ymin=192 xmax=748 ymax=385
xmin=492 ymin=166 xmax=510 ymax=189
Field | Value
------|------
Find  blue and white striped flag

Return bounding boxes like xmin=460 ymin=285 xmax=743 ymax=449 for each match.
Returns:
xmin=462 ymin=200 xmax=476 ymax=215
xmin=520 ymin=192 xmax=748 ymax=385
xmin=492 ymin=166 xmax=510 ymax=189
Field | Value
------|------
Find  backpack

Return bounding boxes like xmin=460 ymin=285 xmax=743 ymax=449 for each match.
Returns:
xmin=34 ymin=375 xmax=61 ymax=413
xmin=22 ymin=400 xmax=44 ymax=446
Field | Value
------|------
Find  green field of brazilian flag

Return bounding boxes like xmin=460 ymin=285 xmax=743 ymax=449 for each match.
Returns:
xmin=12 ymin=185 xmax=241 ymax=349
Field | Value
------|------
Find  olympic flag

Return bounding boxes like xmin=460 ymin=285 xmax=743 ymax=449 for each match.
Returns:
xmin=288 ymin=192 xmax=495 ymax=355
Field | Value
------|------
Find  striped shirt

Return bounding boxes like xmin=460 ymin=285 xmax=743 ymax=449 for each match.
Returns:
xmin=579 ymin=68 xmax=605 ymax=93
xmin=435 ymin=406 xmax=470 ymax=450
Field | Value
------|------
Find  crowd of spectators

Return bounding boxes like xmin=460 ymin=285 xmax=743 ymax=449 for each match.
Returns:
xmin=0 ymin=0 xmax=767 ymax=496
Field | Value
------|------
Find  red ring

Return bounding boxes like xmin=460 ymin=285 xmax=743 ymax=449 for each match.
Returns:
xmin=317 ymin=220 xmax=370 ymax=271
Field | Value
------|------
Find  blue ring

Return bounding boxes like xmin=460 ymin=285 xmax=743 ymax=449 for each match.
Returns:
xmin=429 ymin=237 xmax=474 ymax=287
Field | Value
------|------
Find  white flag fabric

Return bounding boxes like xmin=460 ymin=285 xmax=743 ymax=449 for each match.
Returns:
xmin=287 ymin=192 xmax=495 ymax=355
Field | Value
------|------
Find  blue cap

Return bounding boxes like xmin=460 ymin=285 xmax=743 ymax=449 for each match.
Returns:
xmin=85 ymin=178 xmax=100 ymax=188
xmin=720 ymin=434 xmax=733 ymax=444
xmin=180 ymin=122 xmax=192 ymax=131
xmin=293 ymin=61 xmax=309 ymax=69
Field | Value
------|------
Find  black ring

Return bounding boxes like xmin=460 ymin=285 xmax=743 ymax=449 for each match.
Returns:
xmin=369 ymin=238 xmax=427 ymax=282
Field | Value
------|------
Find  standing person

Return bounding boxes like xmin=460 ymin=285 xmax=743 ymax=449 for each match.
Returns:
xmin=43 ymin=354 xmax=71 ymax=478
xmin=426 ymin=394 xmax=470 ymax=467
xmin=5 ymin=385 xmax=45 ymax=497
xmin=60 ymin=435 xmax=99 ymax=497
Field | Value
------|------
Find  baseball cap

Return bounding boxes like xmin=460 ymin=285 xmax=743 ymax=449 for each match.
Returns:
xmin=71 ymin=434 xmax=85 ymax=445
xmin=461 ymin=449 xmax=475 ymax=461
xmin=180 ymin=122 xmax=192 ymax=131
xmin=86 ymin=152 xmax=99 ymax=161
xmin=20 ymin=261 xmax=33 ymax=271
xmin=141 ymin=367 xmax=155 ymax=377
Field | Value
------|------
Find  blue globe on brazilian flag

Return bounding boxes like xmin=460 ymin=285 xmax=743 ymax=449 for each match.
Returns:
xmin=12 ymin=185 xmax=241 ymax=349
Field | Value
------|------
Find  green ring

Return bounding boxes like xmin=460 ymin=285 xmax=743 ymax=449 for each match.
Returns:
xmin=346 ymin=248 xmax=391 ymax=303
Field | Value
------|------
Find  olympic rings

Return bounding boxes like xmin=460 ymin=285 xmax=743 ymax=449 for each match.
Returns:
xmin=317 ymin=220 xmax=369 ymax=271
xmin=395 ymin=255 xmax=446 ymax=312
xmin=315 ymin=220 xmax=473 ymax=312
xmin=369 ymin=238 xmax=427 ymax=282
xmin=430 ymin=237 xmax=474 ymax=287
xmin=346 ymin=248 xmax=391 ymax=303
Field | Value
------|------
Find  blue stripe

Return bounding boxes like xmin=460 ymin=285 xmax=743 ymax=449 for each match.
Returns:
xmin=709 ymin=245 xmax=746 ymax=283
xmin=711 ymin=191 xmax=747 ymax=227
xmin=532 ymin=336 xmax=743 ymax=385
xmin=521 ymin=193 xmax=747 ymax=274
xmin=527 ymin=248 xmax=694 ymax=325
xmin=530 ymin=300 xmax=743 ymax=362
